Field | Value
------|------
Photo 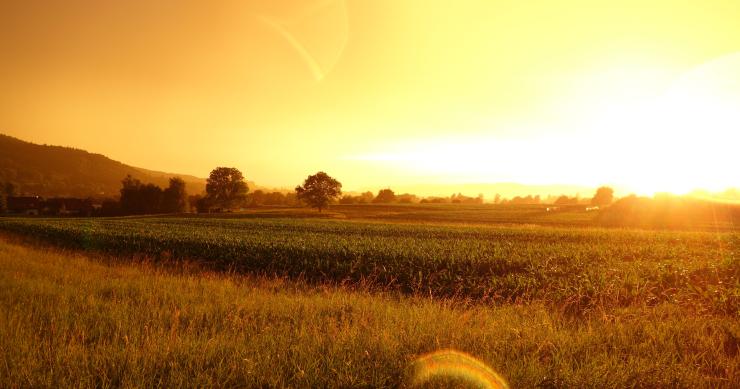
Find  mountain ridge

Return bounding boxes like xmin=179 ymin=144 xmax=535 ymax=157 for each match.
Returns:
xmin=0 ymin=133 xmax=206 ymax=197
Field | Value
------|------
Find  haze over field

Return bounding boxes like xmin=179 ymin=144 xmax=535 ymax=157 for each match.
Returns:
xmin=1 ymin=3 xmax=739 ymax=387
xmin=1 ymin=1 xmax=738 ymax=196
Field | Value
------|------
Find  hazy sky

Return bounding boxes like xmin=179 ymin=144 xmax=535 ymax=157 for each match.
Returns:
xmin=1 ymin=1 xmax=738 ymax=195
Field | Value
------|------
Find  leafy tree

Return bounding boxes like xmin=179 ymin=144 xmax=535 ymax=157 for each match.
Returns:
xmin=554 ymin=195 xmax=578 ymax=205
xmin=206 ymin=167 xmax=248 ymax=211
xmin=139 ymin=183 xmax=163 ymax=214
xmin=119 ymin=175 xmax=145 ymax=214
xmin=0 ymin=181 xmax=7 ymax=213
xmin=295 ymin=171 xmax=342 ymax=212
xmin=249 ymin=190 xmax=266 ymax=206
xmin=119 ymin=175 xmax=163 ymax=214
xmin=396 ymin=193 xmax=419 ymax=203
xmin=373 ymin=189 xmax=396 ymax=203
xmin=188 ymin=194 xmax=205 ymax=213
xmin=359 ymin=191 xmax=374 ymax=203
xmin=162 ymin=177 xmax=188 ymax=213
xmin=591 ymin=186 xmax=614 ymax=206
xmin=187 ymin=194 xmax=211 ymax=213
xmin=264 ymin=191 xmax=287 ymax=205
xmin=339 ymin=195 xmax=357 ymax=204
xmin=284 ymin=192 xmax=299 ymax=206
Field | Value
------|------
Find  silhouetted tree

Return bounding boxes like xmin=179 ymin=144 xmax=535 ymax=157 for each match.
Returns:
xmin=341 ymin=192 xmax=376 ymax=204
xmin=100 ymin=198 xmax=120 ymax=216
xmin=421 ymin=196 xmax=448 ymax=204
xmin=554 ymin=195 xmax=568 ymax=205
xmin=206 ymin=167 xmax=248 ymax=211
xmin=449 ymin=192 xmax=485 ymax=204
xmin=339 ymin=195 xmax=357 ymax=204
xmin=249 ymin=189 xmax=266 ymax=206
xmin=284 ymin=192 xmax=299 ymax=206
xmin=139 ymin=184 xmax=163 ymax=214
xmin=359 ymin=191 xmax=374 ymax=203
xmin=119 ymin=175 xmax=144 ymax=214
xmin=0 ymin=181 xmax=8 ymax=213
xmin=119 ymin=175 xmax=164 ymax=214
xmin=187 ymin=194 xmax=202 ymax=213
xmin=554 ymin=195 xmax=579 ymax=205
xmin=187 ymin=194 xmax=210 ymax=213
xmin=3 ymin=182 xmax=16 ymax=197
xmin=591 ymin=186 xmax=614 ymax=207
xmin=162 ymin=177 xmax=188 ymax=213
xmin=373 ymin=189 xmax=396 ymax=203
xmin=264 ymin=192 xmax=286 ymax=205
xmin=396 ymin=193 xmax=419 ymax=204
xmin=295 ymin=171 xmax=342 ymax=212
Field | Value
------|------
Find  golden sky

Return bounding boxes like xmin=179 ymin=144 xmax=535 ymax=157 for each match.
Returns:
xmin=1 ymin=0 xmax=738 ymax=195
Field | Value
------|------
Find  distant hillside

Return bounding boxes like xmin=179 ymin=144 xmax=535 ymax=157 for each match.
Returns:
xmin=0 ymin=134 xmax=206 ymax=197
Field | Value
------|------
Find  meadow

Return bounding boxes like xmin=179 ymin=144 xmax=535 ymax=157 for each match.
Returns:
xmin=0 ymin=209 xmax=738 ymax=387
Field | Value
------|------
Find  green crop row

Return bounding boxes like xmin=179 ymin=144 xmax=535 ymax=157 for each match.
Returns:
xmin=0 ymin=216 xmax=737 ymax=314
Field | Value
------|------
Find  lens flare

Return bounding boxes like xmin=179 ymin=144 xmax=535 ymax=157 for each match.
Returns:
xmin=408 ymin=349 xmax=509 ymax=389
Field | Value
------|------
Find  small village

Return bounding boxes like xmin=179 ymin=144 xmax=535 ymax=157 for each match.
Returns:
xmin=4 ymin=196 xmax=95 ymax=216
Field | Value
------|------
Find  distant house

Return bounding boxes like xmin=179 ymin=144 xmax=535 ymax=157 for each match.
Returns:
xmin=43 ymin=198 xmax=94 ymax=216
xmin=6 ymin=196 xmax=43 ymax=215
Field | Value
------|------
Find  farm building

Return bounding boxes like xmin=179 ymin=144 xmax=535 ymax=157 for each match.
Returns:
xmin=43 ymin=198 xmax=94 ymax=216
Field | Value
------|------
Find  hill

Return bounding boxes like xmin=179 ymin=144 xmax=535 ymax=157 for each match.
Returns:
xmin=0 ymin=134 xmax=206 ymax=197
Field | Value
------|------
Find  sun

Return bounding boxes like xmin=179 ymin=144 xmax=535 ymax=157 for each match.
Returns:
xmin=349 ymin=54 xmax=739 ymax=196
xmin=573 ymin=53 xmax=740 ymax=195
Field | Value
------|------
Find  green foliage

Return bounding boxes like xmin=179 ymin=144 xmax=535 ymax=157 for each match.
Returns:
xmin=295 ymin=172 xmax=342 ymax=211
xmin=0 ymin=216 xmax=737 ymax=315
xmin=206 ymin=167 xmax=248 ymax=210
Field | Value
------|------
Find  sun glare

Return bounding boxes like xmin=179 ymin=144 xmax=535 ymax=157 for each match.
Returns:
xmin=351 ymin=53 xmax=739 ymax=196
xmin=589 ymin=53 xmax=740 ymax=195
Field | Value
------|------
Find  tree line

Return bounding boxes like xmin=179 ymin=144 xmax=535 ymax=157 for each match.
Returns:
xmin=2 ymin=166 xmax=615 ymax=216
xmin=0 ymin=182 xmax=16 ymax=213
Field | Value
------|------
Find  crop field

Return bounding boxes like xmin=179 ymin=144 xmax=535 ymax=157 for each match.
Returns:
xmin=0 ymin=213 xmax=739 ymax=387
xmin=196 ymin=204 xmax=599 ymax=227
xmin=0 ymin=216 xmax=737 ymax=313
xmin=186 ymin=203 xmax=739 ymax=230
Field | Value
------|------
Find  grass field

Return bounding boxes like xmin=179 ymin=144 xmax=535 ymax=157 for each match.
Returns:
xmin=0 ymin=209 xmax=738 ymax=387
xmin=1 ymin=239 xmax=739 ymax=388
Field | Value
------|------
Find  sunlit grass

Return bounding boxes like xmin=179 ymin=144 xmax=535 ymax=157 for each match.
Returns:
xmin=1 ymin=238 xmax=739 ymax=387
